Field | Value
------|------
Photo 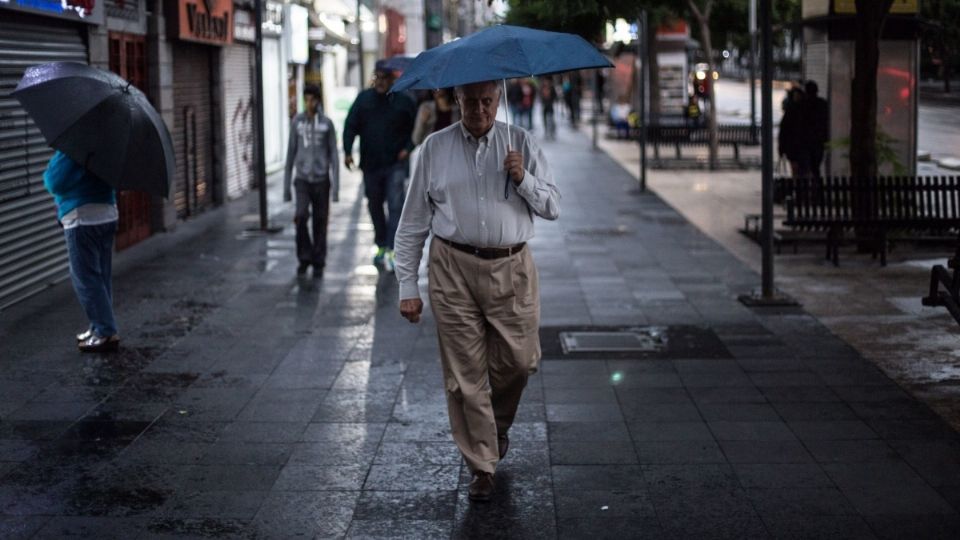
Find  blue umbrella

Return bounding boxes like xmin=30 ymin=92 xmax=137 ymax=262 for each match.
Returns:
xmin=390 ymin=24 xmax=612 ymax=93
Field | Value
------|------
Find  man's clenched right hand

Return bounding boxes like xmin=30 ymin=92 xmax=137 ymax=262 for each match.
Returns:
xmin=400 ymin=298 xmax=423 ymax=323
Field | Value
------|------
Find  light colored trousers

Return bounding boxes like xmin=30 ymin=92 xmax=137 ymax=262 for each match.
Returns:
xmin=428 ymin=239 xmax=541 ymax=474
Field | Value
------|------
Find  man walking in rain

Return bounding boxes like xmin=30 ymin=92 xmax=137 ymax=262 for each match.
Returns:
xmin=284 ymin=84 xmax=339 ymax=278
xmin=343 ymin=61 xmax=416 ymax=272
xmin=393 ymin=80 xmax=560 ymax=502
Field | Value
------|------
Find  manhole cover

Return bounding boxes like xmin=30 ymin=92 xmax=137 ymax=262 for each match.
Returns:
xmin=560 ymin=328 xmax=667 ymax=353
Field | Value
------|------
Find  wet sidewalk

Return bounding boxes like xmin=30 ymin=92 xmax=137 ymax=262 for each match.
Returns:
xmin=2 ymin=123 xmax=960 ymax=539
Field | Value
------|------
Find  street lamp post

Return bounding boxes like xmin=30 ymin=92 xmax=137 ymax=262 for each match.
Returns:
xmin=738 ymin=0 xmax=797 ymax=307
xmin=254 ymin=0 xmax=268 ymax=231
xmin=749 ymin=0 xmax=757 ymax=135
xmin=638 ymin=11 xmax=648 ymax=192
xmin=356 ymin=0 xmax=364 ymax=88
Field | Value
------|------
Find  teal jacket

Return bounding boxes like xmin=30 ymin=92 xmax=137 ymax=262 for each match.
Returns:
xmin=42 ymin=151 xmax=116 ymax=221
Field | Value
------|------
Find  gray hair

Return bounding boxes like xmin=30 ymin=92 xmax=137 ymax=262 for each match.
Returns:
xmin=454 ymin=81 xmax=502 ymax=96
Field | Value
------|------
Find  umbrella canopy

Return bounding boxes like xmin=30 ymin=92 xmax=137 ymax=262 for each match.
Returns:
xmin=391 ymin=24 xmax=613 ymax=93
xmin=12 ymin=62 xmax=174 ymax=198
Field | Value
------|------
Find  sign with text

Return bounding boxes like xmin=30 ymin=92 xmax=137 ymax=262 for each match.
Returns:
xmin=174 ymin=0 xmax=233 ymax=46
xmin=0 ymin=0 xmax=105 ymax=25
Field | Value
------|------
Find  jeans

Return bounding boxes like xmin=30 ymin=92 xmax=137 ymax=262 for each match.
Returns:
xmin=64 ymin=221 xmax=118 ymax=337
xmin=294 ymin=179 xmax=330 ymax=267
xmin=363 ymin=164 xmax=406 ymax=250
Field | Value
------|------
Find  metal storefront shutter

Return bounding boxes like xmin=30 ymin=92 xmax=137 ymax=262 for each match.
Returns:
xmin=0 ymin=18 xmax=86 ymax=310
xmin=222 ymin=44 xmax=255 ymax=200
xmin=172 ymin=42 xmax=214 ymax=219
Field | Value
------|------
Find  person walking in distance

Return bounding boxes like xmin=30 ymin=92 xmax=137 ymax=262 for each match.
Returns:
xmin=284 ymin=84 xmax=339 ymax=278
xmin=802 ymin=80 xmax=829 ymax=179
xmin=43 ymin=151 xmax=120 ymax=352
xmin=393 ymin=80 xmax=560 ymax=502
xmin=343 ymin=61 xmax=417 ymax=272
xmin=539 ymin=76 xmax=558 ymax=140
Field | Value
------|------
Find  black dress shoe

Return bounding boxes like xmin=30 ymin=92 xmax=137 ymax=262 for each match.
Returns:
xmin=468 ymin=472 xmax=495 ymax=502
xmin=498 ymin=434 xmax=509 ymax=460
xmin=78 ymin=334 xmax=120 ymax=353
xmin=76 ymin=328 xmax=93 ymax=342
xmin=297 ymin=262 xmax=310 ymax=275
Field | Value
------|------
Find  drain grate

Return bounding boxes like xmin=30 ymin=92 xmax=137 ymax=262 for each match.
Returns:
xmin=541 ymin=325 xmax=731 ymax=360
xmin=560 ymin=328 xmax=667 ymax=353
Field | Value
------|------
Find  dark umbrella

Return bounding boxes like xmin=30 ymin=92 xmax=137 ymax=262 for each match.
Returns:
xmin=390 ymin=25 xmax=613 ymax=93
xmin=12 ymin=62 xmax=174 ymax=198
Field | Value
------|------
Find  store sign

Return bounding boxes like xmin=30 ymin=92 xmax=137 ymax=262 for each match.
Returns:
xmin=233 ymin=7 xmax=255 ymax=43
xmin=0 ymin=0 xmax=105 ymax=24
xmin=175 ymin=0 xmax=233 ymax=45
xmin=284 ymin=4 xmax=309 ymax=64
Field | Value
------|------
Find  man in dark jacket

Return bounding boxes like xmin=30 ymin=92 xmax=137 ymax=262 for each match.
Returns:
xmin=284 ymin=84 xmax=339 ymax=278
xmin=343 ymin=60 xmax=416 ymax=271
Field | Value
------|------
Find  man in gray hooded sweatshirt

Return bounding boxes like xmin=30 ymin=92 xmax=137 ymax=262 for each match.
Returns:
xmin=284 ymin=84 xmax=340 ymax=278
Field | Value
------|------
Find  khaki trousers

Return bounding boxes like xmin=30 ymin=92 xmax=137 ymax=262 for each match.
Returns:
xmin=428 ymin=239 xmax=541 ymax=474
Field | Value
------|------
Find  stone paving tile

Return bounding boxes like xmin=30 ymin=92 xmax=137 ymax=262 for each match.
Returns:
xmin=634 ymin=440 xmax=727 ymax=464
xmin=556 ymin=517 xmax=664 ymax=539
xmin=344 ymin=519 xmax=453 ymax=539
xmin=1 ymin=117 xmax=959 ymax=538
xmin=627 ymin=421 xmax=715 ymax=442
xmin=251 ymin=491 xmax=359 ymax=538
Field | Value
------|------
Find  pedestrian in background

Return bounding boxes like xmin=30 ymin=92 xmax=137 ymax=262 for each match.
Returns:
xmin=778 ymin=86 xmax=809 ymax=177
xmin=802 ymin=80 xmax=829 ymax=179
xmin=412 ymin=88 xmax=459 ymax=146
xmin=539 ymin=75 xmax=558 ymax=140
xmin=284 ymin=84 xmax=339 ymax=279
xmin=43 ymin=151 xmax=120 ymax=353
xmin=519 ymin=78 xmax=535 ymax=130
xmin=394 ymin=80 xmax=560 ymax=503
xmin=343 ymin=61 xmax=417 ymax=272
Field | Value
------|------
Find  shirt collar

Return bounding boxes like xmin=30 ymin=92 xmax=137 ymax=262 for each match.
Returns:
xmin=459 ymin=121 xmax=496 ymax=145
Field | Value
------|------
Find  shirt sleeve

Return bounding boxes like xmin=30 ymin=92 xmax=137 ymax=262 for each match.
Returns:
xmin=343 ymin=97 xmax=360 ymax=155
xmin=514 ymin=134 xmax=561 ymax=220
xmin=394 ymin=139 xmax=434 ymax=301
xmin=283 ymin=116 xmax=299 ymax=195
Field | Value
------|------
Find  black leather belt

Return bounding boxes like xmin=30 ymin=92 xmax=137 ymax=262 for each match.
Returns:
xmin=437 ymin=237 xmax=525 ymax=260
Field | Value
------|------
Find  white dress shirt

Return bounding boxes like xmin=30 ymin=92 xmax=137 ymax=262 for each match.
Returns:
xmin=394 ymin=120 xmax=560 ymax=300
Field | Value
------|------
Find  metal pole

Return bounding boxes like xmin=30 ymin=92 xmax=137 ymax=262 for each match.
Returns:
xmin=356 ymin=0 xmax=364 ymax=88
xmin=254 ymin=0 xmax=268 ymax=230
xmin=639 ymin=11 xmax=648 ymax=192
xmin=760 ymin=0 xmax=773 ymax=297
xmin=592 ymin=70 xmax=598 ymax=149
xmin=749 ymin=0 xmax=757 ymax=134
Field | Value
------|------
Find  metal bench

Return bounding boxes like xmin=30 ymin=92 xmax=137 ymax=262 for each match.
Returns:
xmin=778 ymin=175 xmax=960 ymax=265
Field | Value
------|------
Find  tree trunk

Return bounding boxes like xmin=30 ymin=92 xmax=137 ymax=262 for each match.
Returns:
xmin=850 ymin=0 xmax=893 ymax=179
xmin=647 ymin=21 xmax=661 ymax=123
xmin=850 ymin=0 xmax=893 ymax=249
xmin=688 ymin=0 xmax=718 ymax=169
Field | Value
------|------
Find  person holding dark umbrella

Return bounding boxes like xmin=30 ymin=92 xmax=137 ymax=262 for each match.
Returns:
xmin=44 ymin=152 xmax=120 ymax=352
xmin=13 ymin=61 xmax=175 ymax=352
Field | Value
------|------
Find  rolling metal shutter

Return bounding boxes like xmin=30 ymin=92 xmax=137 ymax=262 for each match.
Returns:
xmin=0 ymin=18 xmax=86 ymax=310
xmin=172 ymin=42 xmax=214 ymax=219
xmin=222 ymin=44 xmax=256 ymax=200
